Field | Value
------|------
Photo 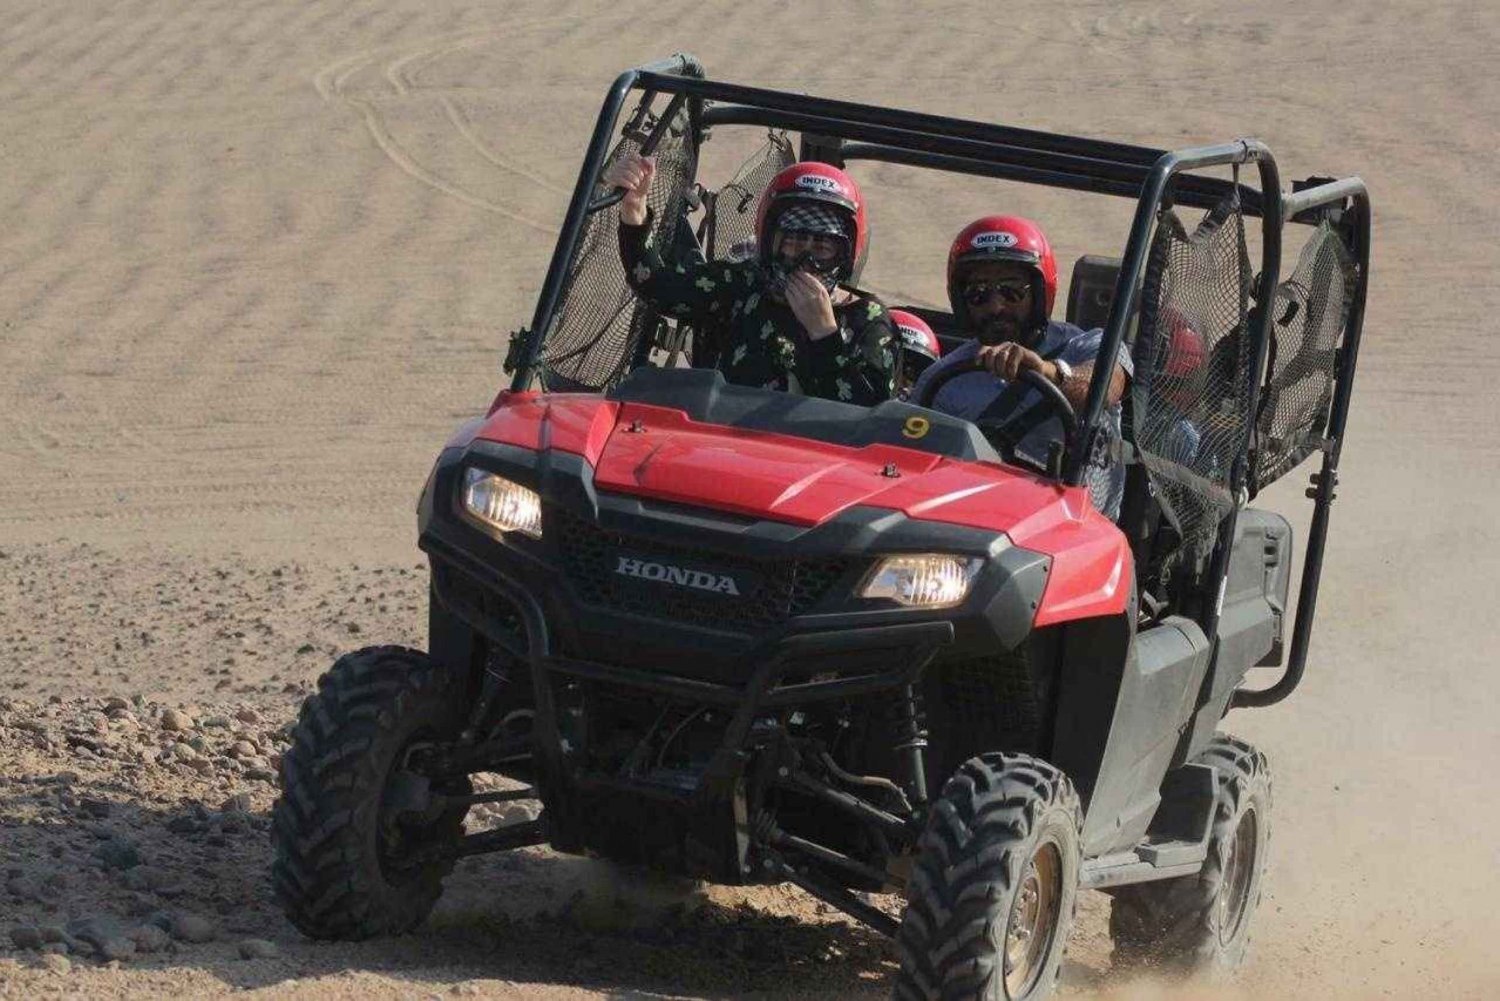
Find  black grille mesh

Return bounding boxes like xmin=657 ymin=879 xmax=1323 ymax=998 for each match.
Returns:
xmin=1253 ymin=221 xmax=1355 ymax=489
xmin=547 ymin=506 xmax=856 ymax=632
xmin=539 ymin=96 xmax=699 ymax=391
xmin=1131 ymin=195 xmax=1253 ymax=565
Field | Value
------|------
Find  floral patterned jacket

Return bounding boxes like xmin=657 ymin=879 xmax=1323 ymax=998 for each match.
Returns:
xmin=619 ymin=212 xmax=897 ymax=405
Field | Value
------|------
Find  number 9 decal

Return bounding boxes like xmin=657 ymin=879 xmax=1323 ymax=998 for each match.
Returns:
xmin=902 ymin=416 xmax=931 ymax=439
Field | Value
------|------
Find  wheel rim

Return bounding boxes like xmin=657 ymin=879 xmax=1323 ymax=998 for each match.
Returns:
xmin=1003 ymin=840 xmax=1062 ymax=997
xmin=377 ymin=734 xmax=461 ymax=879
xmin=1216 ymin=806 xmax=1258 ymax=945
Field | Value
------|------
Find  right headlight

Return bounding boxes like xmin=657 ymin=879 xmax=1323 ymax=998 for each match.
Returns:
xmin=460 ymin=468 xmax=543 ymax=540
xmin=859 ymin=554 xmax=984 ymax=609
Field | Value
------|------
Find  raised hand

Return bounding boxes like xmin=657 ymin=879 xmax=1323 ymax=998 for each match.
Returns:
xmin=783 ymin=270 xmax=839 ymax=340
xmin=601 ymin=152 xmax=655 ymax=226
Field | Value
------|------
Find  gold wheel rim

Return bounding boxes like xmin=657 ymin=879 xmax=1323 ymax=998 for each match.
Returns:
xmin=1003 ymin=840 xmax=1062 ymax=997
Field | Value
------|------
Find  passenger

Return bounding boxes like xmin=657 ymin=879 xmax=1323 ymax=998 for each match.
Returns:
xmin=888 ymin=309 xmax=942 ymax=399
xmin=911 ymin=216 xmax=1133 ymax=516
xmin=1154 ymin=311 xmax=1207 ymax=466
xmin=603 ymin=152 xmax=897 ymax=405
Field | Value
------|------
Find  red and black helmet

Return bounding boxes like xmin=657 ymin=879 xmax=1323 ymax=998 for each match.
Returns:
xmin=946 ymin=215 xmax=1058 ymax=332
xmin=1159 ymin=307 xmax=1207 ymax=408
xmin=888 ymin=309 xmax=941 ymax=373
xmin=755 ymin=162 xmax=869 ymax=283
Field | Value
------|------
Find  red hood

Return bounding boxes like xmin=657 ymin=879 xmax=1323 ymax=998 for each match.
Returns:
xmin=471 ymin=393 xmax=1128 ymax=625
xmin=476 ymin=395 xmax=1086 ymax=546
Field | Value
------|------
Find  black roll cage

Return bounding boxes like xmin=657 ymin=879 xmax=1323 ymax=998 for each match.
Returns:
xmin=506 ymin=54 xmax=1370 ymax=709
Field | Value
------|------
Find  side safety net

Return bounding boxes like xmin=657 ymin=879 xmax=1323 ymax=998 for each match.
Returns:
xmin=701 ymin=131 xmax=795 ymax=261
xmin=537 ymin=95 xmax=698 ymax=391
xmin=1132 ymin=194 xmax=1254 ymax=566
xmin=1252 ymin=221 xmax=1356 ymax=490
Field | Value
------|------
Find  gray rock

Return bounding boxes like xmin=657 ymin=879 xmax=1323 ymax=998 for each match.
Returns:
xmin=6 ymin=875 xmax=40 ymax=901
xmin=41 ymin=952 xmax=71 ymax=974
xmin=143 ymin=910 xmax=174 ymax=932
xmin=103 ymin=696 xmax=130 ymax=712
xmin=9 ymin=926 xmax=42 ymax=950
xmin=220 ymin=792 xmax=252 ymax=813
xmin=93 ymin=837 xmax=141 ymax=871
xmin=66 ymin=915 xmax=125 ymax=953
xmin=165 ymin=813 xmax=201 ymax=835
xmin=237 ymin=938 xmax=278 ymax=959
xmin=171 ymin=912 xmax=215 ymax=943
xmin=130 ymin=924 xmax=172 ymax=954
xmin=80 ymin=798 xmax=112 ymax=818
xmin=100 ymin=937 xmax=136 ymax=961
xmin=245 ymin=767 xmax=278 ymax=783
xmin=161 ymin=708 xmax=194 ymax=732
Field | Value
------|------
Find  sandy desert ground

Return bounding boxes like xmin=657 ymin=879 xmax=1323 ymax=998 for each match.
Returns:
xmin=2 ymin=0 xmax=1498 ymax=997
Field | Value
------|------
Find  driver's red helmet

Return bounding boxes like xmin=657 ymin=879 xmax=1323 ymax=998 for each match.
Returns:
xmin=946 ymin=216 xmax=1058 ymax=331
xmin=755 ymin=162 xmax=869 ymax=283
xmin=888 ymin=309 xmax=941 ymax=371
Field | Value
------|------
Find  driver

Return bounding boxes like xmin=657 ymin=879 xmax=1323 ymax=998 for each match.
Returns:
xmin=911 ymin=216 xmax=1133 ymax=517
xmin=603 ymin=151 xmax=897 ymax=405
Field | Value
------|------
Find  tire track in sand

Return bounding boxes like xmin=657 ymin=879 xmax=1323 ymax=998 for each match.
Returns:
xmin=312 ymin=23 xmax=582 ymax=233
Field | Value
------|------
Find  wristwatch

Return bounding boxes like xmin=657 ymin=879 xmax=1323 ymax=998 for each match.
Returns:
xmin=1050 ymin=358 xmax=1073 ymax=387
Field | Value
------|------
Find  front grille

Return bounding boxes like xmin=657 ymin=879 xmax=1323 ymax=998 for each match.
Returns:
xmin=547 ymin=505 xmax=856 ymax=632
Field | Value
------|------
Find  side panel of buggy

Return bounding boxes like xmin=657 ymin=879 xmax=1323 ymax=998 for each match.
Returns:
xmin=488 ymin=58 xmax=1369 ymax=877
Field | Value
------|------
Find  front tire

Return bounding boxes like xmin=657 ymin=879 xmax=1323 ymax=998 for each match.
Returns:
xmin=271 ymin=645 xmax=473 ymax=939
xmin=1108 ymin=734 xmax=1272 ymax=977
xmin=893 ymin=753 xmax=1082 ymax=1001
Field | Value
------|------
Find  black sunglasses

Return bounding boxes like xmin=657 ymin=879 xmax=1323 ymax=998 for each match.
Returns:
xmin=962 ymin=281 xmax=1031 ymax=307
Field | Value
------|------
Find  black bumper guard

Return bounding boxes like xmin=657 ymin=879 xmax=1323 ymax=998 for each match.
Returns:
xmin=422 ymin=530 xmax=955 ymax=806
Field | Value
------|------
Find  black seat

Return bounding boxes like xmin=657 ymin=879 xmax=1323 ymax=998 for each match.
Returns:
xmin=1065 ymin=254 xmax=1123 ymax=332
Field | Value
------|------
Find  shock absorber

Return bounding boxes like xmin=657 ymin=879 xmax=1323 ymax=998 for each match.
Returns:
xmin=892 ymin=684 xmax=929 ymax=808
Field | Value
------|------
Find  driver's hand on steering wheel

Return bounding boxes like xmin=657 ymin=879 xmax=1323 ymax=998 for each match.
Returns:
xmin=977 ymin=342 xmax=1057 ymax=384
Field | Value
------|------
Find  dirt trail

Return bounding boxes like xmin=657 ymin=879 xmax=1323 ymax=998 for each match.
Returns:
xmin=3 ymin=0 xmax=1498 ymax=997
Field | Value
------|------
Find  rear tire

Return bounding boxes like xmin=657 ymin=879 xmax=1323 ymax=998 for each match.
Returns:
xmin=271 ymin=645 xmax=473 ymax=940
xmin=893 ymin=753 xmax=1082 ymax=1001
xmin=1108 ymin=734 xmax=1271 ymax=977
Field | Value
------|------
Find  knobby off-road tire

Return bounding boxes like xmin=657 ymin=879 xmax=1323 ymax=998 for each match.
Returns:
xmin=271 ymin=645 xmax=473 ymax=940
xmin=1108 ymin=734 xmax=1271 ymax=977
xmin=893 ymin=753 xmax=1083 ymax=1001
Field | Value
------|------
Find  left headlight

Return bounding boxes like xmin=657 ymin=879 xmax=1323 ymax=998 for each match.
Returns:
xmin=860 ymin=554 xmax=983 ymax=609
xmin=460 ymin=468 xmax=543 ymax=540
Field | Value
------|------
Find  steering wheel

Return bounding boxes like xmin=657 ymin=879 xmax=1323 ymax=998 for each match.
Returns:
xmin=914 ymin=361 xmax=1078 ymax=470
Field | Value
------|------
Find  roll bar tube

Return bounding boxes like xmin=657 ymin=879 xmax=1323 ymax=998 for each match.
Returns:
xmin=509 ymin=55 xmax=703 ymax=391
xmin=1065 ymin=140 xmax=1282 ymax=487
xmin=1233 ymin=177 xmax=1370 ymax=709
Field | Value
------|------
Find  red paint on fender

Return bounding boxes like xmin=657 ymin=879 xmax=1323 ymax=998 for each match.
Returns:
xmin=475 ymin=393 xmax=619 ymax=466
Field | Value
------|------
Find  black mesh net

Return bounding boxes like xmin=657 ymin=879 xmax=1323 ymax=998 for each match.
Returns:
xmin=703 ymin=131 xmax=795 ymax=261
xmin=1131 ymin=194 xmax=1254 ymax=566
xmin=538 ymin=96 xmax=699 ymax=391
xmin=1252 ymin=221 xmax=1355 ymax=489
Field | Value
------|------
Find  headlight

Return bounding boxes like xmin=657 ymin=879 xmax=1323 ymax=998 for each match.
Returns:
xmin=860 ymin=554 xmax=983 ymax=609
xmin=461 ymin=468 xmax=542 ymax=540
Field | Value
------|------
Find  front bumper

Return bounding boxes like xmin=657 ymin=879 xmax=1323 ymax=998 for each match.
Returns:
xmin=417 ymin=439 xmax=1051 ymax=873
